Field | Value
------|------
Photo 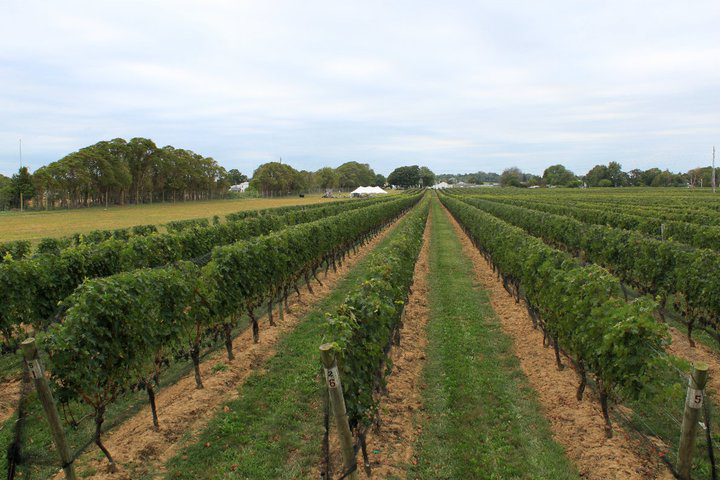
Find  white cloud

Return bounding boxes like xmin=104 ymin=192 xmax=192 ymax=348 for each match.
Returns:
xmin=1 ymin=0 xmax=719 ymax=176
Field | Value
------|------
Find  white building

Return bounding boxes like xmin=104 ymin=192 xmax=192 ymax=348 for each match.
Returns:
xmin=229 ymin=181 xmax=250 ymax=193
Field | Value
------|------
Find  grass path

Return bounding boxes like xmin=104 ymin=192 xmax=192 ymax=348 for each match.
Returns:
xmin=409 ymin=198 xmax=579 ymax=479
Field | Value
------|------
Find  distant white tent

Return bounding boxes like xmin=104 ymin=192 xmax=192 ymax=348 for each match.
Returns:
xmin=351 ymin=186 xmax=388 ymax=196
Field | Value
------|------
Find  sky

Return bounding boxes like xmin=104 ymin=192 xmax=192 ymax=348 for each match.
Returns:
xmin=1 ymin=1 xmax=719 ymax=178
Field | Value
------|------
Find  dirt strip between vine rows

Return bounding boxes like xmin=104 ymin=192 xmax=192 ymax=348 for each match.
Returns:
xmin=442 ymin=204 xmax=673 ymax=480
xmin=666 ymin=328 xmax=720 ymax=395
xmin=361 ymin=210 xmax=432 ymax=478
xmin=64 ymin=215 xmax=406 ymax=480
xmin=320 ymin=211 xmax=432 ymax=479
xmin=0 ymin=377 xmax=21 ymax=424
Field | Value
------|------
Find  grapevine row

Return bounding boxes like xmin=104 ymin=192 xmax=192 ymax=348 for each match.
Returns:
xmin=0 ymin=198 xmax=360 ymax=262
xmin=40 ymin=193 xmax=422 ymax=470
xmin=479 ymin=195 xmax=720 ymax=251
xmin=324 ymin=195 xmax=429 ymax=432
xmin=528 ymin=196 xmax=720 ymax=227
xmin=0 ymin=224 xmax=160 ymax=263
xmin=452 ymin=194 xmax=720 ymax=346
xmin=0 ymin=196 xmax=393 ymax=349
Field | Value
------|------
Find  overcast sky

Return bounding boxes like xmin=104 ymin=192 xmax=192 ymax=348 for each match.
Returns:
xmin=1 ymin=1 xmax=719 ymax=177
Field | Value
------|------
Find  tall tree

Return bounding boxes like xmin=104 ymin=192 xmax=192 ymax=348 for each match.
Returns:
xmin=336 ymin=162 xmax=376 ymax=189
xmin=0 ymin=174 xmax=11 ymax=210
xmin=584 ymin=164 xmax=609 ymax=187
xmin=297 ymin=170 xmax=316 ymax=191
xmin=607 ymin=161 xmax=627 ymax=187
xmin=419 ymin=166 xmax=435 ymax=187
xmin=500 ymin=167 xmax=523 ymax=187
xmin=10 ymin=167 xmax=35 ymax=209
xmin=315 ymin=167 xmax=339 ymax=189
xmin=387 ymin=165 xmax=421 ymax=187
xmin=584 ymin=162 xmax=627 ymax=187
xmin=126 ymin=137 xmax=158 ymax=203
xmin=249 ymin=162 xmax=301 ymax=194
xmin=542 ymin=164 xmax=576 ymax=186
xmin=226 ymin=169 xmax=248 ymax=185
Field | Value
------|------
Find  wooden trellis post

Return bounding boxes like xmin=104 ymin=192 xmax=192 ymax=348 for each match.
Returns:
xmin=677 ymin=362 xmax=709 ymax=480
xmin=320 ymin=343 xmax=357 ymax=480
xmin=21 ymin=338 xmax=77 ymax=480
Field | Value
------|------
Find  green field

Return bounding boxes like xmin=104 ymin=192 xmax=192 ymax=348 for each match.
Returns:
xmin=0 ymin=195 xmax=338 ymax=243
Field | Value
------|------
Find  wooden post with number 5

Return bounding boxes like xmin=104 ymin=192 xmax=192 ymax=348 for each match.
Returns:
xmin=319 ymin=343 xmax=358 ymax=480
xmin=677 ymin=362 xmax=709 ymax=480
xmin=21 ymin=337 xmax=77 ymax=480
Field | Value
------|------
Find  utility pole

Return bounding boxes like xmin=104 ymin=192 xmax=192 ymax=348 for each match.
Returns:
xmin=19 ymin=138 xmax=23 ymax=211
xmin=713 ymin=146 xmax=716 ymax=193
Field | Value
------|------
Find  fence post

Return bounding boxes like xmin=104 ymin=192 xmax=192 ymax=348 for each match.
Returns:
xmin=319 ymin=343 xmax=357 ymax=480
xmin=678 ymin=362 xmax=709 ymax=480
xmin=20 ymin=338 xmax=77 ymax=480
xmin=278 ymin=293 xmax=285 ymax=323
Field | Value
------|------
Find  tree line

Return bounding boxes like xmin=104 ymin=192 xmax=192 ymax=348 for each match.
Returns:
xmin=0 ymin=145 xmax=437 ymax=209
xmin=0 ymin=138 xmax=234 ymax=210
xmin=2 ymin=137 xmax=714 ymax=211
xmin=248 ymin=162 xmax=436 ymax=194
xmin=248 ymin=161 xmax=384 ymax=196
xmin=498 ymin=162 xmax=719 ymax=188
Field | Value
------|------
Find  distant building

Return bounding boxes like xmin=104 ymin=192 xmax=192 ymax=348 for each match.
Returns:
xmin=229 ymin=181 xmax=250 ymax=193
xmin=431 ymin=181 xmax=451 ymax=189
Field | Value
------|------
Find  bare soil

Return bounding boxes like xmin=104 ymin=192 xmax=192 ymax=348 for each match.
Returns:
xmin=667 ymin=328 xmax=720 ymax=395
xmin=0 ymin=377 xmax=22 ymax=424
xmin=360 ymin=211 xmax=432 ymax=478
xmin=63 ymin=217 xmax=405 ymax=480
xmin=442 ymin=204 xmax=673 ymax=480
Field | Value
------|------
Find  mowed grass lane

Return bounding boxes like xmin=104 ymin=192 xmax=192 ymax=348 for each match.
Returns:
xmin=0 ymin=195 xmax=337 ymax=243
xmin=409 ymin=199 xmax=579 ymax=479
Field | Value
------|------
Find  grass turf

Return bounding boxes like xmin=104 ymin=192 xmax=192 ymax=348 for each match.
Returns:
xmin=0 ymin=195 xmax=338 ymax=243
xmin=408 ymin=198 xmax=579 ymax=479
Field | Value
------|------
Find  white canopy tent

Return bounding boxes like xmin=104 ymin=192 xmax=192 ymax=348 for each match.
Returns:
xmin=351 ymin=186 xmax=388 ymax=196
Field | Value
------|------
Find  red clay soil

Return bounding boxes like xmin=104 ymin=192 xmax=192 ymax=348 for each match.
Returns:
xmin=667 ymin=328 xmax=720 ymax=395
xmin=442 ymin=204 xmax=673 ymax=480
xmin=61 ymin=217 xmax=405 ymax=480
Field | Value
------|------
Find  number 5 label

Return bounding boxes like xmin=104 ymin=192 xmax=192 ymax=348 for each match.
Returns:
xmin=686 ymin=387 xmax=703 ymax=409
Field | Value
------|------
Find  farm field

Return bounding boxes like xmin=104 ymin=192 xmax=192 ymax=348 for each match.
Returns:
xmin=3 ymin=189 xmax=720 ymax=480
xmin=0 ymin=195 xmax=339 ymax=243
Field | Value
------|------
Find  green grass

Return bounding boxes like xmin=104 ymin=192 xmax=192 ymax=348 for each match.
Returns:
xmin=0 ymin=350 xmax=22 ymax=382
xmin=409 ymin=199 xmax=579 ymax=479
xmin=0 ymin=195 xmax=338 ymax=243
xmin=161 ymin=212 xmax=411 ymax=479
